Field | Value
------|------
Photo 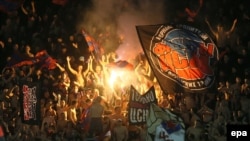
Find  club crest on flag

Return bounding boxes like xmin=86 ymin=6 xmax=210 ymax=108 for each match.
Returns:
xmin=137 ymin=24 xmax=219 ymax=94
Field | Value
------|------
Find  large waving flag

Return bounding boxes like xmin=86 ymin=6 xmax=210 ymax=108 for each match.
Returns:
xmin=35 ymin=50 xmax=57 ymax=70
xmin=146 ymin=103 xmax=185 ymax=141
xmin=136 ymin=24 xmax=219 ymax=94
xmin=6 ymin=51 xmax=36 ymax=68
xmin=6 ymin=50 xmax=57 ymax=70
xmin=82 ymin=29 xmax=104 ymax=61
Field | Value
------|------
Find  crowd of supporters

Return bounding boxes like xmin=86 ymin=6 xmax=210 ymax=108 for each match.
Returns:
xmin=1 ymin=0 xmax=250 ymax=141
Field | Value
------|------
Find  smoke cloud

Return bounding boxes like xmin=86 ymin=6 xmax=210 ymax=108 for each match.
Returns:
xmin=77 ymin=0 xmax=169 ymax=61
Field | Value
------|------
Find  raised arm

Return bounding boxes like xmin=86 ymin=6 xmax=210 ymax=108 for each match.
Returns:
xmin=226 ymin=18 xmax=237 ymax=35
xmin=66 ymin=56 xmax=77 ymax=75
xmin=5 ymin=85 xmax=18 ymax=98
xmin=205 ymin=17 xmax=217 ymax=37
xmin=31 ymin=0 xmax=36 ymax=14
xmin=99 ymin=54 xmax=110 ymax=78
xmin=56 ymin=62 xmax=65 ymax=72
xmin=83 ymin=56 xmax=93 ymax=77
xmin=21 ymin=4 xmax=28 ymax=15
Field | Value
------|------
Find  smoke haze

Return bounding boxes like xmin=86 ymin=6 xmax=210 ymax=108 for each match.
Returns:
xmin=77 ymin=0 xmax=169 ymax=61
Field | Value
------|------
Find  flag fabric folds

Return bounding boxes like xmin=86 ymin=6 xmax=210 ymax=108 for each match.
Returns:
xmin=35 ymin=50 xmax=57 ymax=70
xmin=6 ymin=50 xmax=57 ymax=70
xmin=82 ymin=29 xmax=103 ymax=61
xmin=146 ymin=103 xmax=185 ymax=141
xmin=107 ymin=60 xmax=134 ymax=71
xmin=6 ymin=51 xmax=37 ymax=68
xmin=136 ymin=24 xmax=219 ymax=94
xmin=128 ymin=85 xmax=157 ymax=125
xmin=20 ymin=81 xmax=41 ymax=125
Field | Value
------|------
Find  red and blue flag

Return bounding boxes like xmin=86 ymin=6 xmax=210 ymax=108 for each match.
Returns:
xmin=6 ymin=50 xmax=57 ymax=70
xmin=82 ymin=29 xmax=104 ymax=61
xmin=136 ymin=23 xmax=219 ymax=94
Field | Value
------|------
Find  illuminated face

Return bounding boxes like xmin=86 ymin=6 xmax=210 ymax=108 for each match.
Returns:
xmin=69 ymin=35 xmax=74 ymax=41
xmin=62 ymin=48 xmax=67 ymax=53
xmin=14 ymin=44 xmax=19 ymax=50
xmin=78 ymin=65 xmax=83 ymax=71
xmin=95 ymin=65 xmax=101 ymax=73
xmin=115 ymin=107 xmax=121 ymax=114
xmin=25 ymin=45 xmax=31 ymax=52
xmin=36 ymin=69 xmax=42 ymax=75
xmin=236 ymin=77 xmax=241 ymax=83
xmin=19 ymin=70 xmax=25 ymax=76
xmin=217 ymin=25 xmax=223 ymax=32
xmin=61 ymin=100 xmax=66 ymax=106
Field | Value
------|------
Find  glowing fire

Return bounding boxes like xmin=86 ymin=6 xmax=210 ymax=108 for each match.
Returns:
xmin=108 ymin=68 xmax=135 ymax=89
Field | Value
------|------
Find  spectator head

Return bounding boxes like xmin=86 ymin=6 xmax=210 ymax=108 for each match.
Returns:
xmin=61 ymin=47 xmax=67 ymax=54
xmin=235 ymin=77 xmax=241 ymax=84
xmin=244 ymin=78 xmax=249 ymax=84
xmin=85 ymin=98 xmax=92 ymax=106
xmin=25 ymin=44 xmax=31 ymax=52
xmin=7 ymin=37 xmax=12 ymax=43
xmin=57 ymin=37 xmax=63 ymax=43
xmin=13 ymin=43 xmax=19 ymax=50
xmin=61 ymin=99 xmax=66 ymax=106
xmin=93 ymin=88 xmax=100 ymax=97
xmin=94 ymin=96 xmax=102 ymax=103
xmin=71 ymin=100 xmax=78 ymax=107
xmin=226 ymin=81 xmax=231 ymax=87
xmin=216 ymin=23 xmax=223 ymax=32
xmin=78 ymin=65 xmax=83 ymax=72
xmin=237 ymin=57 xmax=244 ymax=65
xmin=69 ymin=35 xmax=75 ymax=41
xmin=114 ymin=106 xmax=122 ymax=114
xmin=95 ymin=65 xmax=102 ymax=73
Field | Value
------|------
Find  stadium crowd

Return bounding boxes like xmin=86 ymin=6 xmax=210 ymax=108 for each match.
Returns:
xmin=0 ymin=0 xmax=250 ymax=141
